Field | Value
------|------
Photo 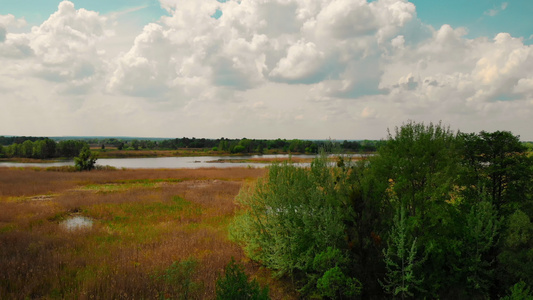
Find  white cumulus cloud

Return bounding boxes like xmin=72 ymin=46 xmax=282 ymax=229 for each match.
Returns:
xmin=1 ymin=0 xmax=533 ymax=140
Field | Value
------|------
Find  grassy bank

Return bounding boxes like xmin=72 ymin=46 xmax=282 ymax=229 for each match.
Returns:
xmin=0 ymin=167 xmax=296 ymax=299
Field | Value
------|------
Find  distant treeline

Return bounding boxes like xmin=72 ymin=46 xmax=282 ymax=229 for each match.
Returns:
xmin=0 ymin=136 xmax=49 ymax=146
xmin=158 ymin=138 xmax=380 ymax=154
xmin=0 ymin=136 xmax=382 ymax=158
xmin=0 ymin=139 xmax=87 ymax=159
xmin=59 ymin=137 xmax=381 ymax=153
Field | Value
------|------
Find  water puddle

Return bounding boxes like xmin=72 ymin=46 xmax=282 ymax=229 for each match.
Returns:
xmin=61 ymin=216 xmax=93 ymax=231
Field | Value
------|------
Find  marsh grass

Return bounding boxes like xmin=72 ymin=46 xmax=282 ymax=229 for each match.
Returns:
xmin=0 ymin=167 xmax=264 ymax=197
xmin=0 ymin=167 xmax=295 ymax=299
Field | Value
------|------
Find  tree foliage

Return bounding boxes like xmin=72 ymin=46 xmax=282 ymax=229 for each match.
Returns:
xmin=380 ymin=206 xmax=425 ymax=299
xmin=312 ymin=247 xmax=362 ymax=299
xmin=501 ymin=281 xmax=533 ymax=300
xmin=215 ymin=258 xmax=269 ymax=300
xmin=230 ymin=153 xmax=358 ymax=296
xmin=74 ymin=146 xmax=97 ymax=171
xmin=229 ymin=121 xmax=533 ymax=298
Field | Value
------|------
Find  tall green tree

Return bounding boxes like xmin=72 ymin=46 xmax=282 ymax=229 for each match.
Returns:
xmin=381 ymin=206 xmax=425 ymax=299
xmin=371 ymin=121 xmax=462 ymax=219
xmin=21 ymin=140 xmax=34 ymax=158
xmin=459 ymin=130 xmax=533 ymax=295
xmin=131 ymin=140 xmax=139 ymax=150
xmin=43 ymin=138 xmax=56 ymax=158
xmin=32 ymin=140 xmax=45 ymax=159
xmin=57 ymin=140 xmax=86 ymax=157
xmin=460 ymin=131 xmax=532 ymax=212
xmin=456 ymin=199 xmax=500 ymax=297
xmin=497 ymin=209 xmax=533 ymax=291
xmin=368 ymin=121 xmax=479 ymax=297
xmin=5 ymin=143 xmax=21 ymax=157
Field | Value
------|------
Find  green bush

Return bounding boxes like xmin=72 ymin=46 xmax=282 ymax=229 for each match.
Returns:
xmin=215 ymin=258 xmax=269 ymax=300
xmin=317 ymin=266 xmax=361 ymax=299
xmin=74 ymin=146 xmax=97 ymax=171
xmin=230 ymin=155 xmax=352 ymax=278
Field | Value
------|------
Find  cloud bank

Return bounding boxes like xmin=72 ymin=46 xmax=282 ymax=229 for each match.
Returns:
xmin=1 ymin=0 xmax=532 ymax=139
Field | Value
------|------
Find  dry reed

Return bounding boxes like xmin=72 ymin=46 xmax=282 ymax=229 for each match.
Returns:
xmin=0 ymin=166 xmax=294 ymax=299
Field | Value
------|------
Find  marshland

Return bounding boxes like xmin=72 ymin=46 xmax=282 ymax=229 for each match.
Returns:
xmin=3 ymin=0 xmax=533 ymax=298
xmin=2 ymin=122 xmax=533 ymax=299
xmin=0 ymin=167 xmax=296 ymax=299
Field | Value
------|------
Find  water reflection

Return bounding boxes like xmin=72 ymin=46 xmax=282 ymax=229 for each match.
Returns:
xmin=61 ymin=216 xmax=93 ymax=231
xmin=95 ymin=155 xmax=318 ymax=169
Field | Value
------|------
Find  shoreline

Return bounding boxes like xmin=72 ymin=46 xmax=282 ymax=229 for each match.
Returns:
xmin=1 ymin=149 xmax=371 ymax=163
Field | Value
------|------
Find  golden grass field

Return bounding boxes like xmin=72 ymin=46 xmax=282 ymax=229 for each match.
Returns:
xmin=0 ymin=167 xmax=297 ymax=299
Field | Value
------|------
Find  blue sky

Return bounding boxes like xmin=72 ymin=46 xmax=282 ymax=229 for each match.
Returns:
xmin=1 ymin=0 xmax=532 ymax=139
xmin=3 ymin=0 xmax=531 ymax=42
xmin=1 ymin=0 xmax=167 ymax=28
xmin=410 ymin=0 xmax=533 ymax=43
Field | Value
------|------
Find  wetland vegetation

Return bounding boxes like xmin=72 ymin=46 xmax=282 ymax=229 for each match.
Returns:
xmin=2 ymin=121 xmax=533 ymax=299
xmin=0 ymin=167 xmax=295 ymax=299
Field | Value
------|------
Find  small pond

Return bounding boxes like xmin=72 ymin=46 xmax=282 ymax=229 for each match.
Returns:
xmin=61 ymin=216 xmax=93 ymax=231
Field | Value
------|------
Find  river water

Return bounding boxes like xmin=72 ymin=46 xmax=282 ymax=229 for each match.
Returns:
xmin=0 ymin=154 xmax=330 ymax=169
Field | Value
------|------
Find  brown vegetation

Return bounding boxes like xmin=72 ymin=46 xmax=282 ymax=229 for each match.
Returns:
xmin=0 ymin=167 xmax=264 ymax=198
xmin=0 ymin=167 xmax=296 ymax=299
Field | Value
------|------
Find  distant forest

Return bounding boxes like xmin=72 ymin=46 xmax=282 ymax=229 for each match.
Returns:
xmin=0 ymin=136 xmax=381 ymax=159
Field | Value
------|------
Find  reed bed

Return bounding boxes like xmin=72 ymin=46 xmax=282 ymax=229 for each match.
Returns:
xmin=0 ymin=167 xmax=294 ymax=299
xmin=0 ymin=167 xmax=265 ymax=197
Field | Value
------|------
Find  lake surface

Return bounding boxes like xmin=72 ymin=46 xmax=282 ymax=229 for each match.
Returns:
xmin=0 ymin=154 xmax=335 ymax=169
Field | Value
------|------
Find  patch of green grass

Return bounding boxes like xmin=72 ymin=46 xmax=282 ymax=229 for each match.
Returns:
xmin=80 ymin=179 xmax=183 ymax=193
xmin=48 ymin=211 xmax=68 ymax=222
xmin=81 ymin=182 xmax=157 ymax=193
xmin=85 ymin=196 xmax=202 ymax=244
xmin=0 ymin=224 xmax=16 ymax=233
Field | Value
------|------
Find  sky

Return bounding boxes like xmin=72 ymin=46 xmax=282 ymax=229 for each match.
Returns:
xmin=1 ymin=0 xmax=532 ymax=140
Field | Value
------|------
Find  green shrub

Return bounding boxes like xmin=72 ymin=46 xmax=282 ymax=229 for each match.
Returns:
xmin=215 ymin=258 xmax=269 ymax=300
xmin=317 ymin=266 xmax=361 ymax=299
xmin=74 ymin=146 xmax=97 ymax=171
